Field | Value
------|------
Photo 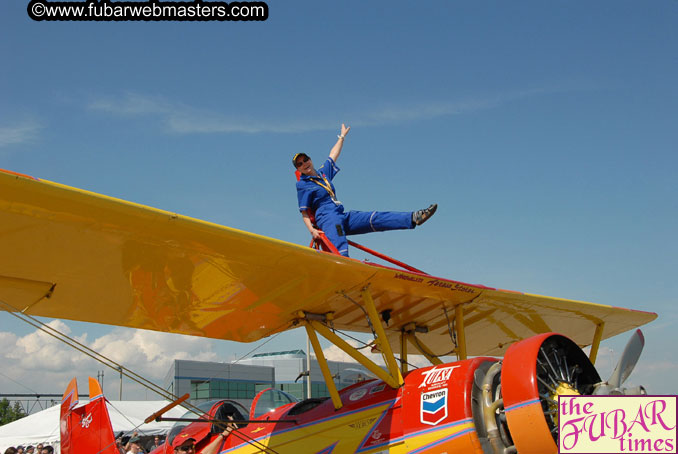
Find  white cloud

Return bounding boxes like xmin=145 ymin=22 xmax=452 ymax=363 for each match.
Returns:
xmin=356 ymin=87 xmax=554 ymax=127
xmin=89 ymin=94 xmax=174 ymax=116
xmin=0 ymin=120 xmax=41 ymax=147
xmin=623 ymin=359 xmax=678 ymax=395
xmin=88 ymin=92 xmax=333 ymax=134
xmin=87 ymin=87 xmax=558 ymax=135
xmin=0 ymin=321 xmax=217 ymax=399
xmin=91 ymin=328 xmax=218 ymax=378
xmin=0 ymin=331 xmax=18 ymax=345
xmin=322 ymin=341 xmax=384 ymax=366
xmin=7 ymin=320 xmax=82 ymax=372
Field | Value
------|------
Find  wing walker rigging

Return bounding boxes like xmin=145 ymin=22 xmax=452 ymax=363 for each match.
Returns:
xmin=0 ymin=168 xmax=658 ymax=454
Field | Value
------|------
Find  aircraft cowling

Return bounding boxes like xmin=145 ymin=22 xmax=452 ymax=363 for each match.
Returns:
xmin=401 ymin=357 xmax=502 ymax=453
xmin=501 ymin=333 xmax=601 ymax=454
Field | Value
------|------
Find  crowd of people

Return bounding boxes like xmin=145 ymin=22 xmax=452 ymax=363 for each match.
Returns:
xmin=3 ymin=444 xmax=53 ymax=454
xmin=2 ymin=433 xmax=164 ymax=454
xmin=115 ymin=432 xmax=164 ymax=453
xmin=2 ymin=429 xmax=230 ymax=454
xmin=115 ymin=427 xmax=234 ymax=454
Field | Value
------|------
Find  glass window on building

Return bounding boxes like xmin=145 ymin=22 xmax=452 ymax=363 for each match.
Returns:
xmin=191 ymin=381 xmax=210 ymax=400
xmin=312 ymin=382 xmax=331 ymax=398
xmin=255 ymin=383 xmax=270 ymax=394
xmin=191 ymin=380 xmax=265 ymax=401
xmin=278 ymin=383 xmax=304 ymax=400
xmin=277 ymin=381 xmax=344 ymax=399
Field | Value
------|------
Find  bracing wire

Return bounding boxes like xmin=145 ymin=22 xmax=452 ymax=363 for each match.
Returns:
xmin=0 ymin=299 xmax=183 ymax=405
xmin=335 ymin=292 xmax=425 ymax=369
xmin=327 ymin=326 xmax=372 ymax=350
xmin=317 ymin=314 xmax=422 ymax=372
xmin=412 ymin=335 xmax=456 ymax=359
xmin=442 ymin=306 xmax=458 ymax=350
xmin=232 ymin=332 xmax=281 ymax=364
xmin=0 ymin=369 xmax=40 ymax=394
xmin=337 ymin=291 xmax=378 ymax=339
xmin=1 ymin=299 xmax=282 ymax=454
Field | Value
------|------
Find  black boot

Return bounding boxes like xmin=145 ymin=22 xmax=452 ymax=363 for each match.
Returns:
xmin=413 ymin=203 xmax=437 ymax=226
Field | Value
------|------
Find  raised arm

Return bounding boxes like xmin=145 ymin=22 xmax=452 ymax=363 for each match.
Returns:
xmin=328 ymin=124 xmax=350 ymax=163
xmin=201 ymin=419 xmax=236 ymax=454
xmin=201 ymin=432 xmax=227 ymax=454
xmin=123 ymin=431 xmax=138 ymax=452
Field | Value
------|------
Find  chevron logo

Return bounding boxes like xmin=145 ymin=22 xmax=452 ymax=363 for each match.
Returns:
xmin=420 ymin=389 xmax=448 ymax=426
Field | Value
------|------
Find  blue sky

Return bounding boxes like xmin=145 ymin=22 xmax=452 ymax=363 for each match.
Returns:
xmin=1 ymin=0 xmax=676 ymax=399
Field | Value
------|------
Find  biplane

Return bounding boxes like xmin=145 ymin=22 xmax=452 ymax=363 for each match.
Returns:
xmin=0 ymin=168 xmax=657 ymax=454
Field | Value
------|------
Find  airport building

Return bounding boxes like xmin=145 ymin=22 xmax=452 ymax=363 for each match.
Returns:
xmin=163 ymin=350 xmax=372 ymax=403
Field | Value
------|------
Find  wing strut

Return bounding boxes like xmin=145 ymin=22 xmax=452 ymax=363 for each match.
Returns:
xmin=403 ymin=330 xmax=443 ymax=366
xmin=303 ymin=321 xmax=343 ymax=410
xmin=400 ymin=331 xmax=408 ymax=374
xmin=298 ymin=287 xmax=406 ymax=394
xmin=360 ymin=287 xmax=404 ymax=386
xmin=455 ymin=304 xmax=468 ymax=360
xmin=589 ymin=322 xmax=605 ymax=364
xmin=303 ymin=319 xmax=402 ymax=389
xmin=399 ymin=303 xmax=469 ymax=366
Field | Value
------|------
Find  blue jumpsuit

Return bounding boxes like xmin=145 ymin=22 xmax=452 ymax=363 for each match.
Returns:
xmin=296 ymin=158 xmax=414 ymax=257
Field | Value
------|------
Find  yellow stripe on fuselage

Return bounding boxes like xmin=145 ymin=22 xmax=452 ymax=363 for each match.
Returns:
xmin=401 ymin=420 xmax=475 ymax=453
xmin=219 ymin=412 xmax=476 ymax=454
xmin=220 ymin=403 xmax=392 ymax=454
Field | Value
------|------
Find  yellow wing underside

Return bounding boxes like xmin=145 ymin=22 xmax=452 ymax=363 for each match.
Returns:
xmin=0 ymin=170 xmax=657 ymax=356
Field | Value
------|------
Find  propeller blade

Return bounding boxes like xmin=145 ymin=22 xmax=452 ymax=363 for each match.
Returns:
xmin=608 ymin=329 xmax=645 ymax=389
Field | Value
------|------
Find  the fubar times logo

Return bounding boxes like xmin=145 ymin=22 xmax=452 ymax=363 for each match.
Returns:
xmin=559 ymin=395 xmax=677 ymax=453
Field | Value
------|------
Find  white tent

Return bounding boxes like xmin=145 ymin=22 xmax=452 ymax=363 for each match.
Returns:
xmin=0 ymin=400 xmax=186 ymax=453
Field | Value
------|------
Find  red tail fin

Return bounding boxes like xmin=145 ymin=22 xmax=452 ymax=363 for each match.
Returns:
xmin=60 ymin=377 xmax=119 ymax=454
xmin=60 ymin=378 xmax=79 ymax=453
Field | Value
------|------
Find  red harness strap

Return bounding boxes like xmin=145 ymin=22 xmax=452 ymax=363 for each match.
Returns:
xmin=296 ymin=169 xmax=341 ymax=254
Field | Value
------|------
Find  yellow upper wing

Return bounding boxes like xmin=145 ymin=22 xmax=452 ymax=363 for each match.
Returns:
xmin=0 ymin=169 xmax=657 ymax=356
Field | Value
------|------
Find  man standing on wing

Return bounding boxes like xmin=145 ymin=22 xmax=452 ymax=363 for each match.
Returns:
xmin=294 ymin=124 xmax=437 ymax=257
